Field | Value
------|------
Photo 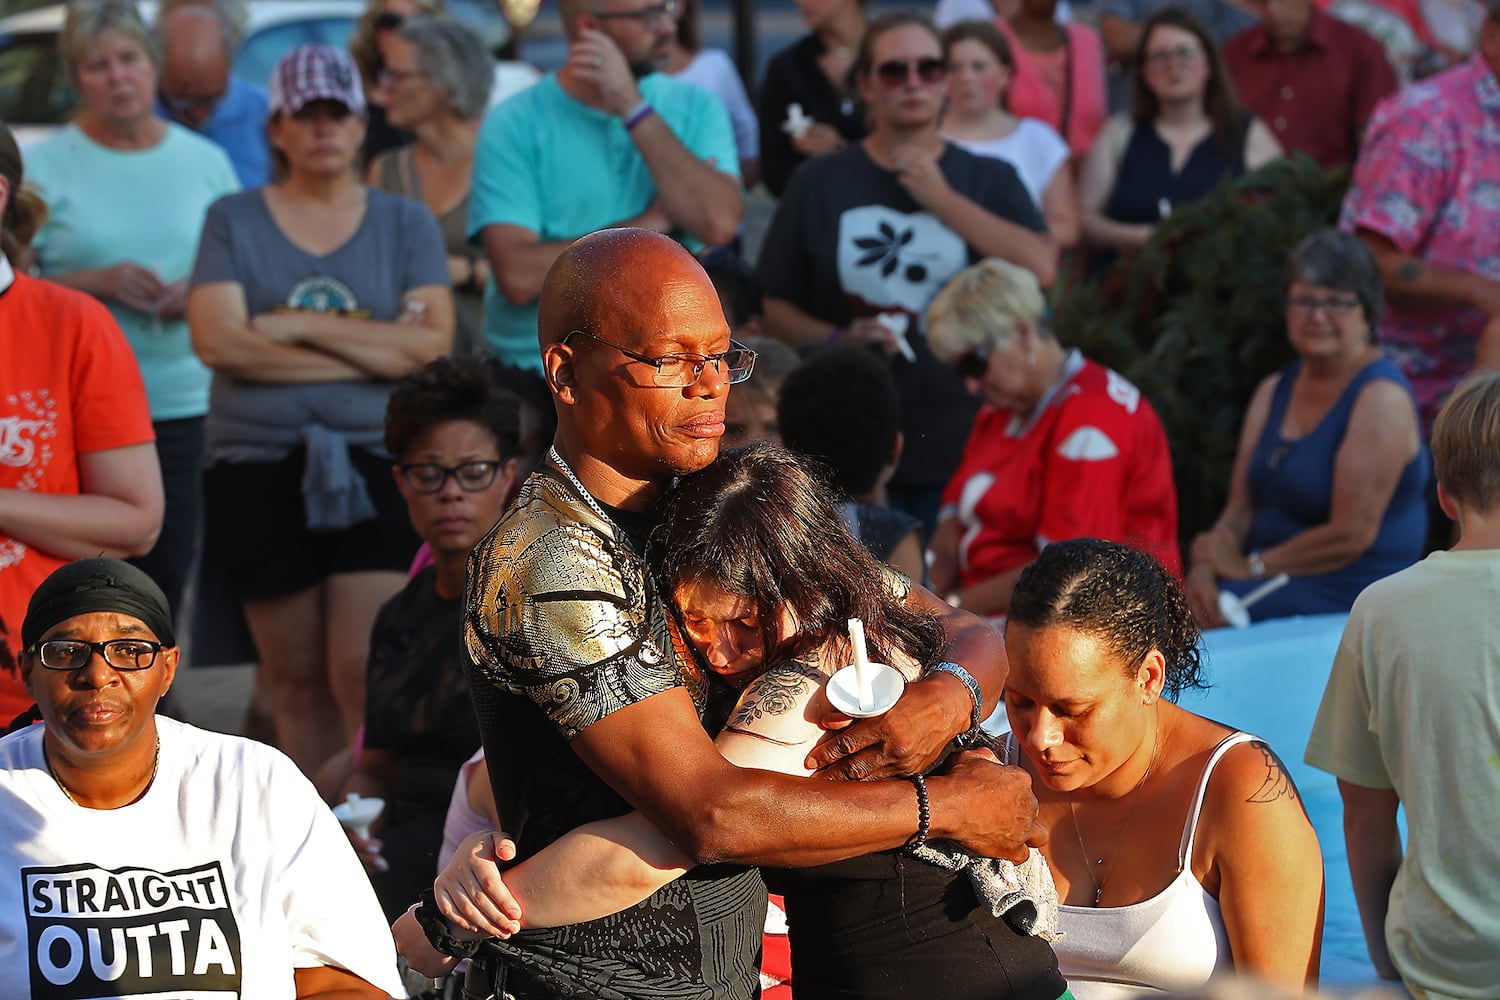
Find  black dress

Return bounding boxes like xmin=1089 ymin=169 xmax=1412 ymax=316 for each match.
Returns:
xmin=766 ymin=849 xmax=1067 ymax=1000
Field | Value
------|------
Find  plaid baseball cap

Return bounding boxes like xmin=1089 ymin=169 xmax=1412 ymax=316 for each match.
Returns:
xmin=268 ymin=43 xmax=365 ymax=116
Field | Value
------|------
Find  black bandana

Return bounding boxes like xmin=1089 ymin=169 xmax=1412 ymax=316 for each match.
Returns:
xmin=21 ymin=558 xmax=176 ymax=651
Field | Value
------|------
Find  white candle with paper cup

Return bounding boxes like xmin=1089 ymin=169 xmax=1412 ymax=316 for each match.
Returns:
xmin=332 ymin=792 xmax=385 ymax=840
xmin=1217 ymin=573 xmax=1291 ymax=629
xmin=826 ymin=617 xmax=906 ymax=718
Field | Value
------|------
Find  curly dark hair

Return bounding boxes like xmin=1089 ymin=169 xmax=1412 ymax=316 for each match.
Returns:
xmin=1008 ymin=538 xmax=1206 ymax=699
xmin=651 ymin=443 xmax=943 ymax=670
xmin=384 ymin=355 xmax=520 ymax=461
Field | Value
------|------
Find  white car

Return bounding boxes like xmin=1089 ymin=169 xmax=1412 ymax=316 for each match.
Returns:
xmin=0 ymin=0 xmax=522 ymax=147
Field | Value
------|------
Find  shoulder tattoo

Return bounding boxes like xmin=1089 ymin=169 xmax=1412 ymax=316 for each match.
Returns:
xmin=728 ymin=659 xmax=821 ymax=729
xmin=1246 ymin=742 xmax=1300 ymax=805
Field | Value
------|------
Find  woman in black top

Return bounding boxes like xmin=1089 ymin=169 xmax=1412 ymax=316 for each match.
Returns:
xmin=758 ymin=0 xmax=870 ymax=196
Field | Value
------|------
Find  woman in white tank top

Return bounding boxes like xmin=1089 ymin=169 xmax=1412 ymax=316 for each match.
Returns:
xmin=1001 ymin=538 xmax=1324 ymax=995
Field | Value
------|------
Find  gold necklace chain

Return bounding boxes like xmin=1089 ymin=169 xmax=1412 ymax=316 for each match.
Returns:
xmin=1068 ymin=719 xmax=1161 ymax=907
xmin=45 ymin=735 xmax=161 ymax=808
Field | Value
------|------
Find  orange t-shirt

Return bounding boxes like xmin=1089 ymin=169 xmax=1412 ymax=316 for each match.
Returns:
xmin=0 ymin=271 xmax=155 ymax=722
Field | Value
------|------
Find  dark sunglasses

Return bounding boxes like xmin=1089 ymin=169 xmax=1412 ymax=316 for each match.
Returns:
xmin=874 ymin=57 xmax=948 ymax=86
xmin=952 ymin=344 xmax=991 ymax=379
xmin=374 ymin=11 xmax=403 ymax=30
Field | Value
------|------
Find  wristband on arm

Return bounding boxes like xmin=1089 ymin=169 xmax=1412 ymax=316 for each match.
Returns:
xmin=930 ymin=660 xmax=984 ymax=746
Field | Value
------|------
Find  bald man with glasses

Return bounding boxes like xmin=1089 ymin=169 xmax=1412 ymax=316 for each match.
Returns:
xmin=398 ymin=228 xmax=1044 ymax=1000
xmin=468 ymin=0 xmax=743 ymax=371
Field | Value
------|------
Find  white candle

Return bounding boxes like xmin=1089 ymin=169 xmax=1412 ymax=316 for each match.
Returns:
xmin=848 ymin=618 xmax=872 ymax=712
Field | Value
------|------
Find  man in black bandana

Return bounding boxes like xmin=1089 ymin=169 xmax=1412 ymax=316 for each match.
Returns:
xmin=0 ymin=558 xmax=407 ymax=998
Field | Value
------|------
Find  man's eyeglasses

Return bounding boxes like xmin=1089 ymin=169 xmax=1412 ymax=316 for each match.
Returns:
xmin=398 ymin=461 xmax=506 ymax=494
xmin=159 ymin=89 xmax=225 ymax=119
xmin=874 ymin=58 xmax=948 ymax=87
xmin=564 ymin=330 xmax=757 ymax=388
xmin=591 ymin=0 xmax=678 ymax=29
xmin=1143 ymin=45 xmax=1202 ymax=67
xmin=29 ymin=638 xmax=165 ymax=672
xmin=952 ymin=344 xmax=992 ymax=379
xmin=1287 ymin=295 xmax=1361 ymax=317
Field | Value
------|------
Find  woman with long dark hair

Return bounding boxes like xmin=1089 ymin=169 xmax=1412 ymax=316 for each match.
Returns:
xmin=406 ymin=444 xmax=1070 ymax=1000
xmin=1078 ymin=7 xmax=1280 ymax=255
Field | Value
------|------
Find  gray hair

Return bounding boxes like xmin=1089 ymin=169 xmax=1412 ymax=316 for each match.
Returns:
xmin=61 ymin=0 xmax=160 ymax=80
xmin=925 ymin=257 xmax=1051 ymax=362
xmin=1285 ymin=227 xmax=1383 ymax=329
xmin=156 ymin=0 xmax=248 ymax=57
xmin=398 ymin=15 xmax=494 ymax=120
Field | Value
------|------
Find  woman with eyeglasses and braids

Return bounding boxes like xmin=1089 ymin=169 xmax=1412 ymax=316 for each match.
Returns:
xmin=757 ymin=10 xmax=1056 ymax=537
xmin=924 ymin=257 xmax=1180 ymax=619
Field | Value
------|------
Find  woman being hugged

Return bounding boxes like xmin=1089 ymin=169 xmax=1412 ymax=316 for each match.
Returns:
xmin=1185 ymin=229 xmax=1428 ymax=627
xmin=188 ymin=43 xmax=453 ymax=776
xmin=1078 ymin=7 xmax=1279 ymax=257
xmin=1004 ymin=537 xmax=1324 ymax=994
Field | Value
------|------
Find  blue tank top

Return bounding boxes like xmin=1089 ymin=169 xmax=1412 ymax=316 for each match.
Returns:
xmin=1103 ymin=116 xmax=1248 ymax=225
xmin=1222 ymin=356 xmax=1429 ymax=619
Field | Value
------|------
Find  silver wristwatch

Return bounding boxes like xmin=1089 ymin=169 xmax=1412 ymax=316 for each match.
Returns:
xmin=930 ymin=661 xmax=984 ymax=745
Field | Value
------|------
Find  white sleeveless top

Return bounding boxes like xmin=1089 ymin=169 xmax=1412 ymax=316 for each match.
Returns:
xmin=1007 ymin=731 xmax=1257 ymax=998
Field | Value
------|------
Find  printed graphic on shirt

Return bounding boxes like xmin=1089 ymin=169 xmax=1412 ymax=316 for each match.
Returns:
xmin=23 ymin=861 xmax=243 ymax=999
xmin=1 ymin=389 xmax=57 ymax=487
xmin=837 ymin=206 xmax=967 ymax=316
xmin=279 ymin=276 xmax=370 ymax=318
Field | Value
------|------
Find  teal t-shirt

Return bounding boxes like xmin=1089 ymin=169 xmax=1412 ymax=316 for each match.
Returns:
xmin=29 ymin=123 xmax=241 ymax=421
xmin=468 ymin=72 xmax=739 ymax=369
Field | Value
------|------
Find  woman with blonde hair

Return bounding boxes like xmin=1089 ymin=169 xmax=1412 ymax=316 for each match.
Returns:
xmin=925 ymin=257 xmax=1179 ymax=616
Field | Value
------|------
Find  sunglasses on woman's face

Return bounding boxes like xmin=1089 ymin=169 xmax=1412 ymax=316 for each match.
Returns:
xmin=952 ymin=345 xmax=991 ymax=379
xmin=874 ymin=57 xmax=948 ymax=87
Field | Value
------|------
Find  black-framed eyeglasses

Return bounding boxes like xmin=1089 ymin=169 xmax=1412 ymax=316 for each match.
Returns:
xmin=591 ymin=0 xmax=678 ymax=29
xmin=564 ymin=330 xmax=757 ymax=388
xmin=398 ymin=460 xmax=505 ymax=494
xmin=1287 ymin=295 xmax=1361 ymax=317
xmin=952 ymin=344 xmax=992 ymax=379
xmin=874 ymin=57 xmax=948 ymax=87
xmin=29 ymin=638 xmax=165 ymax=672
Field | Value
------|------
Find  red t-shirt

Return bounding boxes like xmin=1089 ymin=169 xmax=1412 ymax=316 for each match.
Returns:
xmin=0 ymin=271 xmax=155 ymax=721
xmin=941 ymin=355 xmax=1181 ymax=593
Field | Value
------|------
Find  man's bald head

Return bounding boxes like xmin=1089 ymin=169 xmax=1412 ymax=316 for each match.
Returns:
xmin=158 ymin=4 xmax=233 ymax=127
xmin=539 ymin=228 xmax=711 ymax=351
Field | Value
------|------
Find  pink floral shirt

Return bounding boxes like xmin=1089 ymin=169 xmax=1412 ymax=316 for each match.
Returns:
xmin=1340 ymin=53 xmax=1500 ymax=432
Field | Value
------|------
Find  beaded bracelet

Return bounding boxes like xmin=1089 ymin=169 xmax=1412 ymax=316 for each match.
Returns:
xmin=904 ymin=773 xmax=931 ymax=849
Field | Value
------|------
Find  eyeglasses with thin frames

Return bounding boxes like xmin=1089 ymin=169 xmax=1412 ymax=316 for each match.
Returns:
xmin=874 ymin=58 xmax=948 ymax=87
xmin=398 ymin=461 xmax=506 ymax=494
xmin=1143 ymin=44 xmax=1203 ymax=67
xmin=29 ymin=638 xmax=165 ymax=672
xmin=1287 ymin=295 xmax=1361 ymax=317
xmin=377 ymin=67 xmax=427 ymax=87
xmin=591 ymin=0 xmax=678 ymax=29
xmin=564 ymin=330 xmax=757 ymax=388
